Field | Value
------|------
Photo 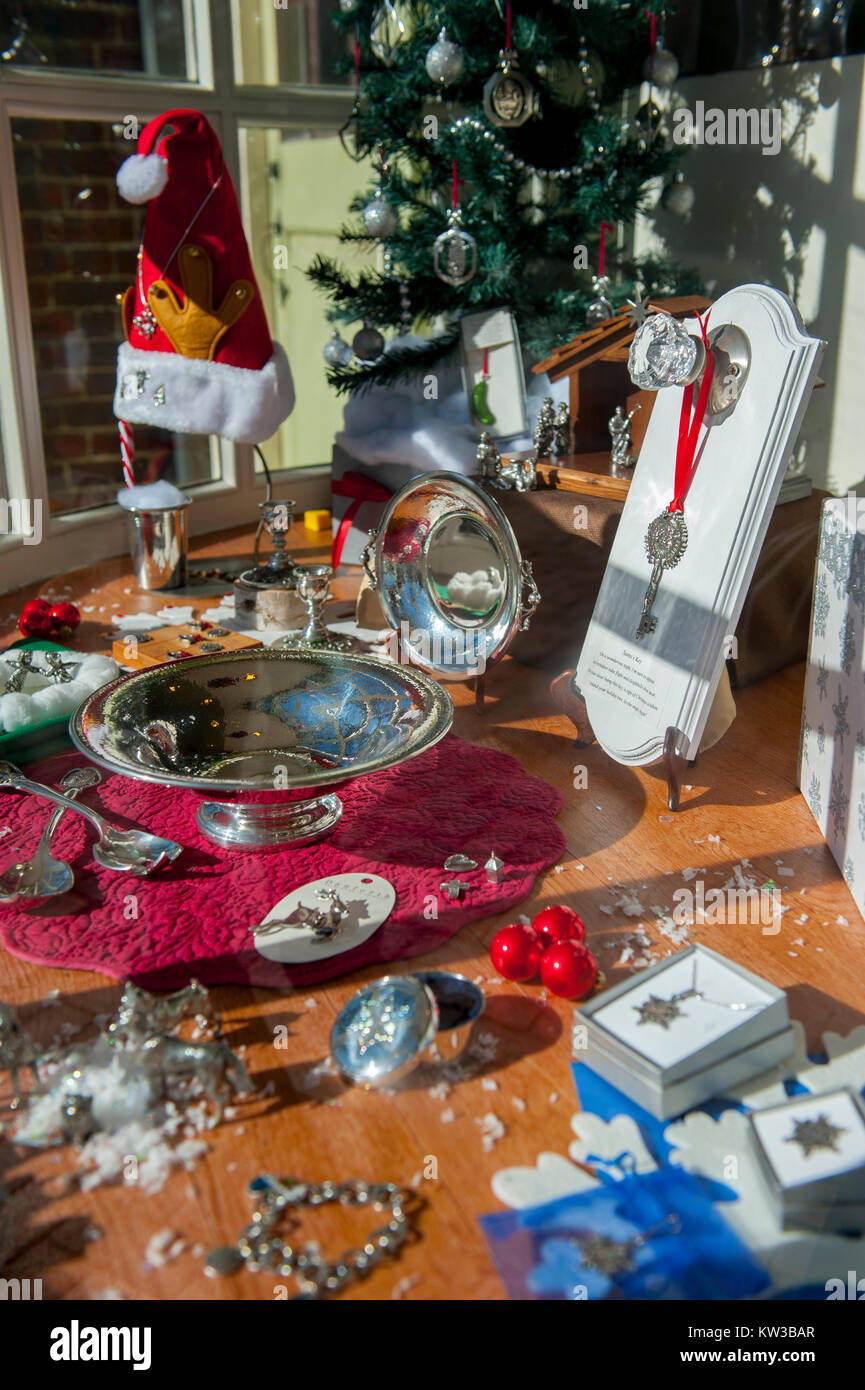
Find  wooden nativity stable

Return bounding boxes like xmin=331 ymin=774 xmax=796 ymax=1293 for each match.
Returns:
xmin=533 ymin=294 xmax=713 ymax=463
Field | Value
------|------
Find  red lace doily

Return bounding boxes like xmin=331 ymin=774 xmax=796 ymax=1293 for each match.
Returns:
xmin=0 ymin=740 xmax=564 ymax=989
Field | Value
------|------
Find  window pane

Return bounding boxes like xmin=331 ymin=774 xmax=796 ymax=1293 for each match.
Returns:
xmin=233 ymin=0 xmax=350 ymax=86
xmin=240 ymin=125 xmax=368 ymax=472
xmin=13 ymin=116 xmax=217 ymax=516
xmin=0 ymin=0 xmax=191 ymax=78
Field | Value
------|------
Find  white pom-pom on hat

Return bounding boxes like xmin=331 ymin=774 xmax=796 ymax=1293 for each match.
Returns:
xmin=116 ymin=152 xmax=169 ymax=204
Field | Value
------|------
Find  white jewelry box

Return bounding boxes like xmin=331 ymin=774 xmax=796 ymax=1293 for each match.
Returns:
xmin=575 ymin=944 xmax=795 ymax=1120
xmin=747 ymin=1088 xmax=865 ymax=1234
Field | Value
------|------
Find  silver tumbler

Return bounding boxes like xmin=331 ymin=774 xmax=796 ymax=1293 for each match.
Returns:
xmin=126 ymin=502 xmax=190 ymax=591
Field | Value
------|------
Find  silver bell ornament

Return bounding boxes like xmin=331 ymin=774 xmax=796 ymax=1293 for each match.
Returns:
xmin=352 ymin=320 xmax=386 ymax=361
xmin=425 ymin=27 xmax=465 ymax=86
xmin=370 ymin=0 xmax=408 ymax=66
xmin=585 ymin=274 xmax=614 ymax=326
xmin=643 ymin=41 xmax=679 ymax=88
xmin=323 ymin=329 xmax=353 ymax=367
xmin=362 ymin=188 xmax=398 ymax=238
xmin=433 ymin=208 xmax=477 ymax=287
xmin=661 ymin=172 xmax=696 ymax=217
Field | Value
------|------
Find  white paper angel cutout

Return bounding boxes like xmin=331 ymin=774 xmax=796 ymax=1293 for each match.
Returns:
xmin=569 ymin=1111 xmax=658 ymax=1179
xmin=491 ymin=1151 xmax=598 ymax=1210
xmin=723 ymin=1019 xmax=809 ymax=1110
xmin=821 ymin=1025 xmax=865 ymax=1059
xmin=796 ymin=1031 xmax=865 ymax=1098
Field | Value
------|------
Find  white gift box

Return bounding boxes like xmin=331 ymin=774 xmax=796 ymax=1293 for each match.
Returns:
xmin=747 ymin=1088 xmax=865 ymax=1233
xmin=799 ymin=497 xmax=865 ymax=919
xmin=575 ymin=944 xmax=794 ymax=1120
xmin=458 ymin=307 xmax=528 ymax=441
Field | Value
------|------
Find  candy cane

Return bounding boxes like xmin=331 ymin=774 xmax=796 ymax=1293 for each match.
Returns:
xmin=119 ymin=419 xmax=135 ymax=490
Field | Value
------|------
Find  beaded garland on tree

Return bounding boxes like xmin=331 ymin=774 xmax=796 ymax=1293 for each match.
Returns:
xmin=310 ymin=1 xmax=697 ymax=396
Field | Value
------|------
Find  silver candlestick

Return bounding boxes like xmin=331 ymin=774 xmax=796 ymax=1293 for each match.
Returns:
xmin=239 ymin=499 xmax=297 ymax=588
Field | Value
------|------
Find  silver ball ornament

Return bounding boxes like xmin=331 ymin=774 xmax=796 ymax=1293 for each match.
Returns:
xmin=362 ymin=191 xmax=398 ymax=239
xmin=643 ymin=44 xmax=680 ymax=88
xmin=339 ymin=0 xmax=360 ymax=12
xmin=323 ymin=330 xmax=353 ymax=367
xmin=425 ymin=28 xmax=465 ymax=87
xmin=661 ymin=174 xmax=696 ymax=217
xmin=352 ymin=321 xmax=385 ymax=361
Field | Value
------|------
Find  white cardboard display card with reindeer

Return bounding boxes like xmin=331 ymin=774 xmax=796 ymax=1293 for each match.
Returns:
xmin=573 ymin=284 xmax=824 ymax=766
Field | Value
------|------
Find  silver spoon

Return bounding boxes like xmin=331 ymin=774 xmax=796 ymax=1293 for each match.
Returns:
xmin=0 ymin=766 xmax=102 ymax=901
xmin=0 ymin=761 xmax=182 ymax=876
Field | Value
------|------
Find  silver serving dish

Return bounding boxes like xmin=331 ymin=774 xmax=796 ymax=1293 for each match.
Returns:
xmin=70 ymin=649 xmax=453 ymax=849
xmin=361 ymin=472 xmax=539 ymax=685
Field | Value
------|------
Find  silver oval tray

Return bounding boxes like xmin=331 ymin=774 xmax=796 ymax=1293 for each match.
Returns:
xmin=362 ymin=471 xmax=539 ymax=680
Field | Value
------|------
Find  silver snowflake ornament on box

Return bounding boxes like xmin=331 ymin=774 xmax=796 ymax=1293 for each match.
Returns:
xmin=785 ymin=1113 xmax=847 ymax=1158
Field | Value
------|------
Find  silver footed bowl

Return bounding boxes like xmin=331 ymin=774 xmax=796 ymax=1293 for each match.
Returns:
xmin=70 ymin=649 xmax=454 ymax=850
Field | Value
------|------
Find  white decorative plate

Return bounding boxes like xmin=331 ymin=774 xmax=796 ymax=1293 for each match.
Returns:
xmin=251 ymin=872 xmax=395 ymax=964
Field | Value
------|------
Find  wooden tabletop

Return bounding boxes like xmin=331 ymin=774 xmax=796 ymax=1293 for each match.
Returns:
xmin=1 ymin=522 xmax=862 ymax=1301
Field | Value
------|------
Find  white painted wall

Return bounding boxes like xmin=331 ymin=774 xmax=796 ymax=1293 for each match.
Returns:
xmin=633 ymin=55 xmax=865 ymax=497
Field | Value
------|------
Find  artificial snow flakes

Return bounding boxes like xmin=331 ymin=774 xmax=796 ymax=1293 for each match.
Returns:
xmin=144 ymin=1229 xmax=186 ymax=1269
xmin=476 ymin=1112 xmax=506 ymax=1152
xmin=440 ymin=1108 xmax=455 ymax=1124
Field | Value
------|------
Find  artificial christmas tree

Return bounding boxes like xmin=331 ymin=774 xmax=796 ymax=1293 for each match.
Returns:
xmin=310 ymin=0 xmax=700 ymax=398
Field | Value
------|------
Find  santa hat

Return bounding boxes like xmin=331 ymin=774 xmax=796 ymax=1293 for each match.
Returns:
xmin=114 ymin=109 xmax=294 ymax=444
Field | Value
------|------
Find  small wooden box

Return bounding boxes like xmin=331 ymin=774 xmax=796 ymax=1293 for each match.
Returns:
xmin=112 ymin=621 xmax=262 ymax=669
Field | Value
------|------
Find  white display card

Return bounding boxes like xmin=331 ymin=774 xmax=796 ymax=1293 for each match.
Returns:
xmin=459 ymin=307 xmax=528 ymax=440
xmin=575 ymin=284 xmax=824 ymax=765
xmin=592 ymin=950 xmax=774 ymax=1069
xmin=751 ymin=1090 xmax=865 ymax=1190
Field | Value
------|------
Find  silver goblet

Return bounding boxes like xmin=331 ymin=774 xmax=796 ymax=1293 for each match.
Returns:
xmin=274 ymin=564 xmax=353 ymax=651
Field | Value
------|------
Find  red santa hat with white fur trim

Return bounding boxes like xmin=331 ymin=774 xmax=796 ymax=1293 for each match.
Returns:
xmin=114 ymin=108 xmax=293 ymax=443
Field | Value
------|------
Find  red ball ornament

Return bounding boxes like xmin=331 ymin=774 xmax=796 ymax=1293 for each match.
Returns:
xmin=18 ymin=598 xmax=53 ymax=639
xmin=532 ymin=904 xmax=585 ymax=947
xmin=490 ymin=923 xmax=543 ymax=982
xmin=540 ymin=940 xmax=598 ymax=999
xmin=48 ymin=601 xmax=80 ymax=639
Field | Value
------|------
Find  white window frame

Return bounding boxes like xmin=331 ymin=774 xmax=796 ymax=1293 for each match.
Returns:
xmin=0 ymin=0 xmax=352 ymax=590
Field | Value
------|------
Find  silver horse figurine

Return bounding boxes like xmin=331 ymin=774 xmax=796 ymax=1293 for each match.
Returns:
xmin=0 ymin=1002 xmax=42 ymax=1109
xmin=139 ymin=1033 xmax=252 ymax=1121
xmin=107 ymin=978 xmax=218 ymax=1046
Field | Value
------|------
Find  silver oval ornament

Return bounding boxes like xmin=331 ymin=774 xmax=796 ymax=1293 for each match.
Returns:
xmin=483 ymin=50 xmax=536 ymax=129
xmin=433 ymin=209 xmax=477 ymax=286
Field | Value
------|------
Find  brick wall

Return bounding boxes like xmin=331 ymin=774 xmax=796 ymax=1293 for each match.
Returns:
xmin=13 ymin=115 xmax=183 ymax=513
xmin=7 ymin=2 xmax=205 ymax=515
xmin=2 ymin=0 xmax=152 ymax=72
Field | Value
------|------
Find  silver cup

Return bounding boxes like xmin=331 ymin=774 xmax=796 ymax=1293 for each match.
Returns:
xmin=126 ymin=503 xmax=190 ymax=591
